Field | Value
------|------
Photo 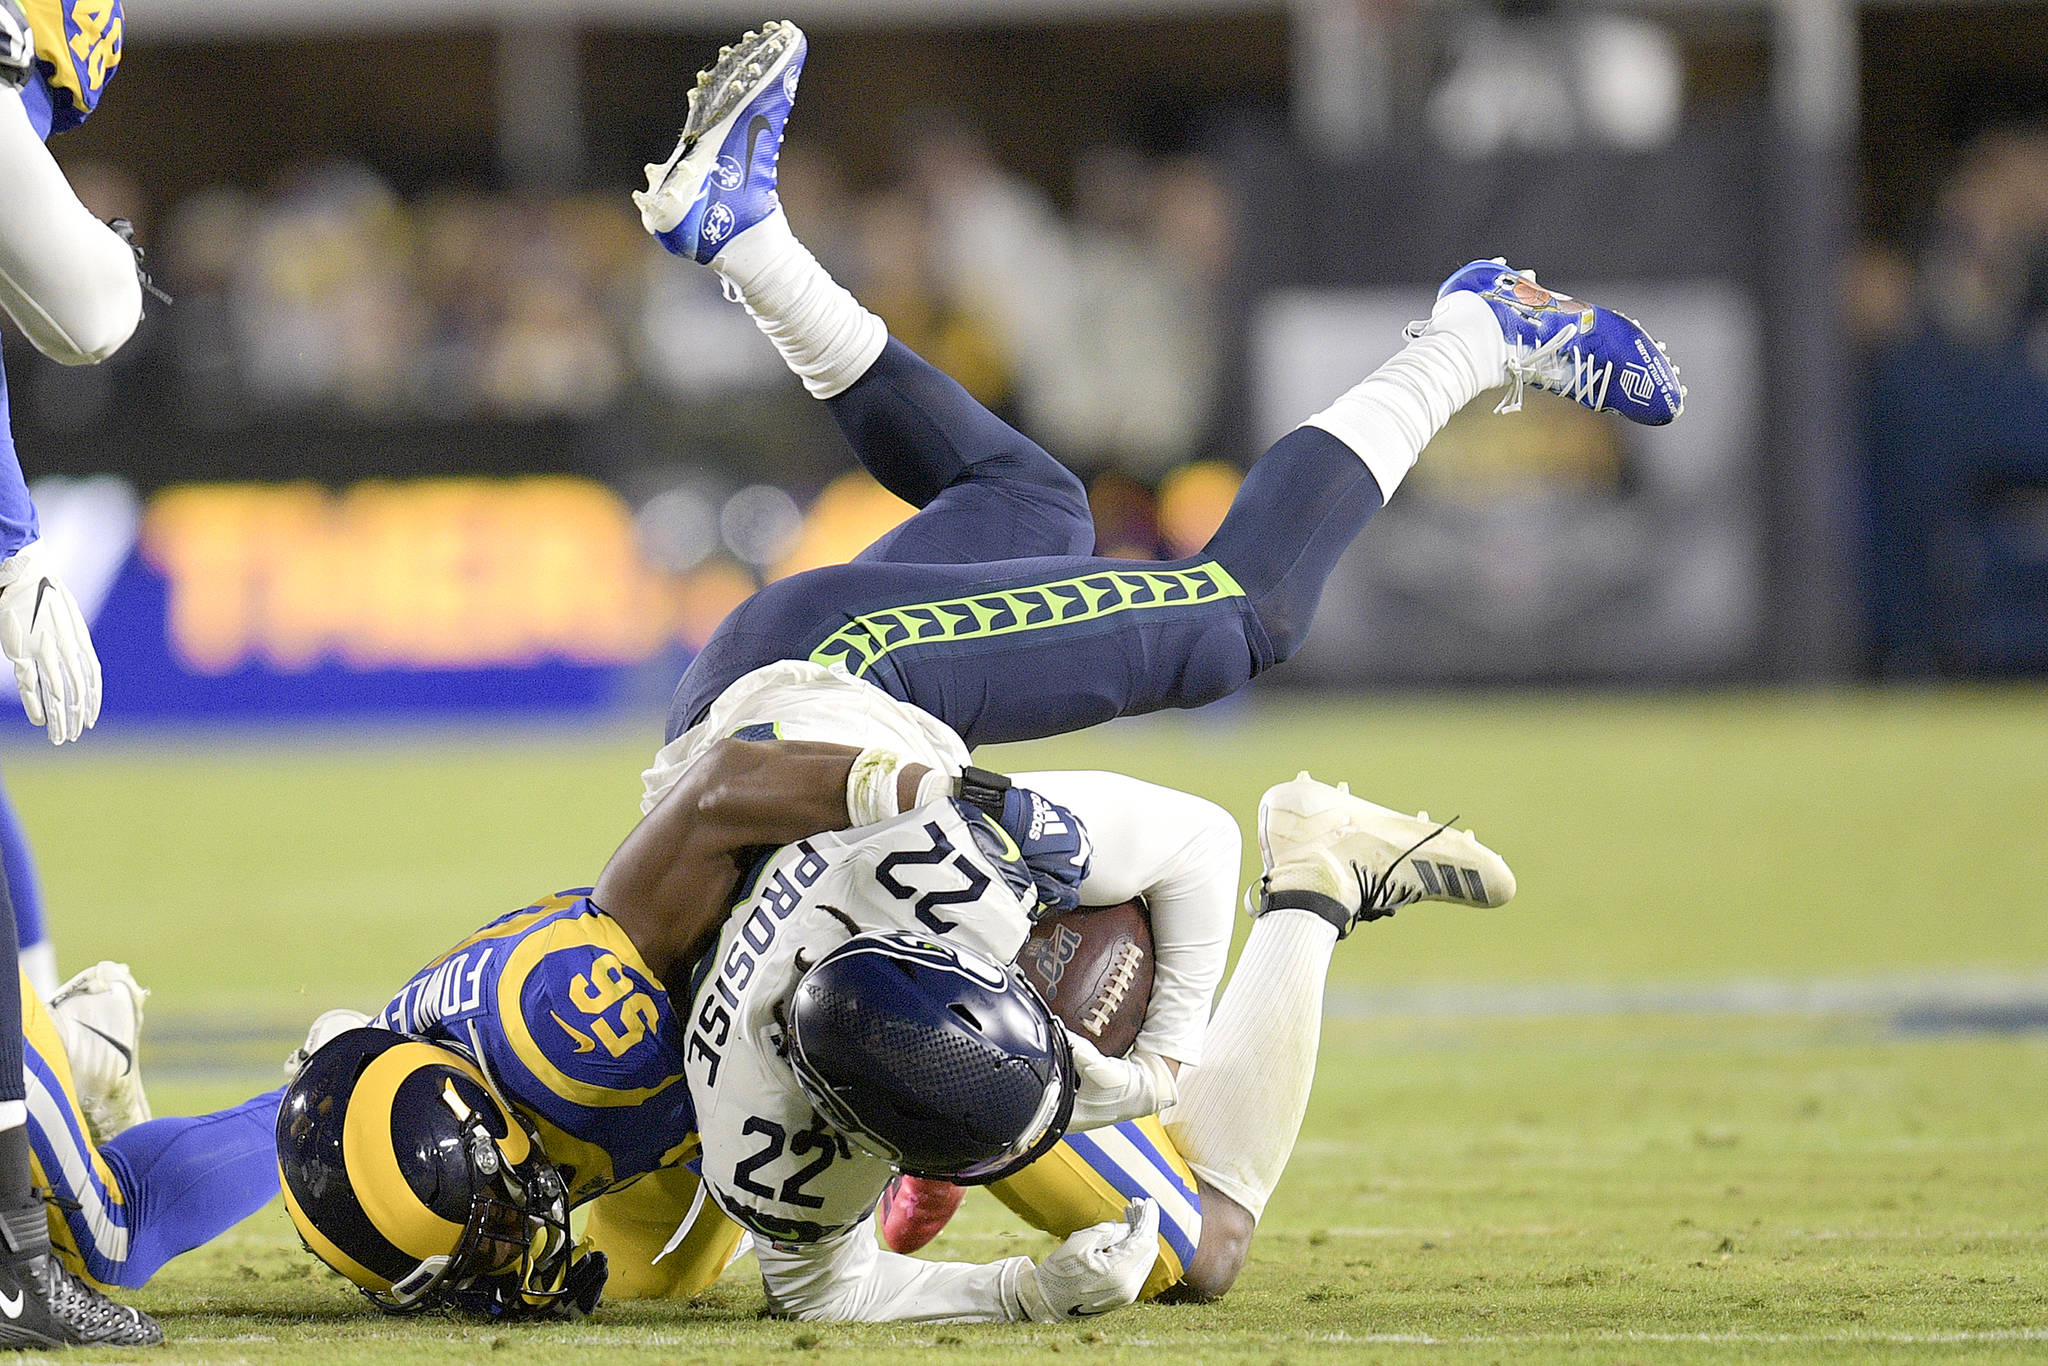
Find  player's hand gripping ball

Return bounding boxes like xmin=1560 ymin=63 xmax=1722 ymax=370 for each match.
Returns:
xmin=993 ymin=786 xmax=1093 ymax=916
xmin=1020 ymin=898 xmax=1154 ymax=1058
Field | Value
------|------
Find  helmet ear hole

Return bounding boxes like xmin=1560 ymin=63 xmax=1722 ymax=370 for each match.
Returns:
xmin=947 ymin=1003 xmax=982 ymax=1030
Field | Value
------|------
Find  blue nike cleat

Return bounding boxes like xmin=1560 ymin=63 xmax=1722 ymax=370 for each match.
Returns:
xmin=634 ymin=21 xmax=807 ymax=263
xmin=1428 ymin=259 xmax=1686 ymax=425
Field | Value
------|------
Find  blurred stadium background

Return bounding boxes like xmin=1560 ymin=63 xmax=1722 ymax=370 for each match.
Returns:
xmin=5 ymin=0 xmax=2048 ymax=1355
xmin=29 ymin=0 xmax=2043 ymax=718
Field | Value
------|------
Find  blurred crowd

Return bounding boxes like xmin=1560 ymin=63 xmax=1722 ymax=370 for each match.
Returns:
xmin=86 ymin=117 xmax=1233 ymax=486
xmin=13 ymin=119 xmax=1249 ymax=637
xmin=1858 ymin=125 xmax=2048 ymax=674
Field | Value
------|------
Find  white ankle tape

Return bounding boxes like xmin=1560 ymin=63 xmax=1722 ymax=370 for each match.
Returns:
xmin=1304 ymin=292 xmax=1504 ymax=501
xmin=712 ymin=210 xmax=889 ymax=399
xmin=0 ymin=1101 xmax=23 ymax=1133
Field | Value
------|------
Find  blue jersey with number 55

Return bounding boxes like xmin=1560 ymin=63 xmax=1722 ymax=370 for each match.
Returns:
xmin=374 ymin=892 xmax=698 ymax=1208
xmin=19 ymin=0 xmax=120 ymax=134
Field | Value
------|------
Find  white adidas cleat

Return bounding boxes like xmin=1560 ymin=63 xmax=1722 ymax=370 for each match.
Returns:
xmin=282 ymin=1008 xmax=371 ymax=1081
xmin=46 ymin=962 xmax=151 ymax=1143
xmin=1255 ymin=772 xmax=1516 ymax=937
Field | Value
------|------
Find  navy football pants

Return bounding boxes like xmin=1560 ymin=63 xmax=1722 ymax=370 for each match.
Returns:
xmin=667 ymin=340 xmax=1386 ymax=747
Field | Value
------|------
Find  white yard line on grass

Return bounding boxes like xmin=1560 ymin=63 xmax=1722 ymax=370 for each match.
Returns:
xmin=1326 ymin=968 xmax=2048 ymax=1020
xmin=162 ymin=1326 xmax=2048 ymax=1349
xmin=140 ymin=968 xmax=2048 ymax=1086
xmin=1310 ymin=1328 xmax=2048 ymax=1345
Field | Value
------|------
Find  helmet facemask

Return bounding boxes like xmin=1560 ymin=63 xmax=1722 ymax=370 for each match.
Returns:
xmin=372 ymin=1077 xmax=576 ymax=1317
xmin=277 ymin=1028 xmax=597 ymax=1322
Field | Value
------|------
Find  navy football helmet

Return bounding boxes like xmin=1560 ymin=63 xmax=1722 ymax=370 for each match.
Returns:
xmin=275 ymin=1027 xmax=602 ymax=1318
xmin=786 ymin=930 xmax=1076 ymax=1185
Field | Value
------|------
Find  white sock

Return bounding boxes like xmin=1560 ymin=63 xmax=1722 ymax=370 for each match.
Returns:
xmin=0 ymin=1101 xmax=23 ymax=1133
xmin=1302 ymin=290 xmax=1508 ymax=501
xmin=1163 ymin=908 xmax=1338 ymax=1222
xmin=17 ymin=944 xmax=55 ymax=1000
xmin=710 ymin=209 xmax=889 ymax=400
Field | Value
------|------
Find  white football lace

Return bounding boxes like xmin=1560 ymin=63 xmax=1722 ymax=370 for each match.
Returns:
xmin=1498 ymin=323 xmax=1613 ymax=416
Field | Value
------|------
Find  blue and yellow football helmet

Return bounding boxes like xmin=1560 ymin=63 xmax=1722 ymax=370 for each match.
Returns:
xmin=275 ymin=1028 xmax=602 ymax=1319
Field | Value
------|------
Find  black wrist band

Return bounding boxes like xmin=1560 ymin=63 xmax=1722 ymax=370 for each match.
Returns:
xmin=955 ymin=766 xmax=1012 ymax=819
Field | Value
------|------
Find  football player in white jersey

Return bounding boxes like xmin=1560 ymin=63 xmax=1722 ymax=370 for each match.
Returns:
xmin=622 ymin=21 xmax=1667 ymax=1268
xmin=240 ymin=743 xmax=1503 ymax=1322
xmin=268 ymin=14 xmax=1673 ymax=1323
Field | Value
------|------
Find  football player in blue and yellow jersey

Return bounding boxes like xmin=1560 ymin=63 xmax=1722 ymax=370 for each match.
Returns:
xmin=251 ymin=755 xmax=1505 ymax=1325
xmin=286 ymin=14 xmax=1549 ymax=1328
xmin=271 ymin=734 xmax=1112 ymax=1318
xmin=0 ymin=0 xmax=156 ymax=1347
xmin=0 ymin=0 xmax=139 ymax=987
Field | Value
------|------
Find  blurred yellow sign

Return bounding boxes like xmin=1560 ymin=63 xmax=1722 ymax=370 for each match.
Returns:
xmin=143 ymin=478 xmax=685 ymax=674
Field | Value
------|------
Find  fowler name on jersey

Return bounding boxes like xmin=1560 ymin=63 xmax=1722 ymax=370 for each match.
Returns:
xmin=372 ymin=894 xmax=698 ymax=1207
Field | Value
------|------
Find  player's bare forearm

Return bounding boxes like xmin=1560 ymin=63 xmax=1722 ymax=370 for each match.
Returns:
xmin=596 ymin=738 xmax=930 ymax=980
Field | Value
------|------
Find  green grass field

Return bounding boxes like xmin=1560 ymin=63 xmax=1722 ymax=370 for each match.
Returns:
xmin=6 ymin=689 xmax=2047 ymax=1363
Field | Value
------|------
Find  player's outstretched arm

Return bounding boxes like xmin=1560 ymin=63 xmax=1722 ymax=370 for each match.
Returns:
xmin=0 ymin=84 xmax=142 ymax=366
xmin=596 ymin=738 xmax=941 ymax=979
xmin=754 ymin=1202 xmax=1160 ymax=1323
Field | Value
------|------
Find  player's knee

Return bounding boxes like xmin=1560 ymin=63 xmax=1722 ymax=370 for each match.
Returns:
xmin=993 ymin=457 xmax=1093 ymax=554
xmin=1169 ymin=1194 xmax=1254 ymax=1303
xmin=1248 ymin=594 xmax=1314 ymax=667
xmin=1032 ymin=454 xmax=1090 ymax=512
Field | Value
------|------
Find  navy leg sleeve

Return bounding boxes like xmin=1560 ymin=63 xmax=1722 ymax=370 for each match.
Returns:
xmin=826 ymin=339 xmax=1094 ymax=566
xmin=0 ymin=774 xmax=47 ymax=958
xmin=1199 ymin=426 xmax=1385 ymax=663
xmin=669 ymin=551 xmax=1267 ymax=746
xmin=0 ymin=861 xmax=21 ymax=1110
xmin=667 ymin=427 xmax=1383 ymax=744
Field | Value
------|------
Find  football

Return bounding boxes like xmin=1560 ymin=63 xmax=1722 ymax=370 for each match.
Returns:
xmin=1018 ymin=898 xmax=1154 ymax=1058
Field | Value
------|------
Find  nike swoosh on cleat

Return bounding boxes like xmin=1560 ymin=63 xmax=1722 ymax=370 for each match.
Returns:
xmin=28 ymin=578 xmax=50 ymax=630
xmin=743 ymin=113 xmax=774 ymax=188
xmin=72 ymin=1020 xmax=135 ymax=1074
xmin=0 ymin=1288 xmax=21 ymax=1318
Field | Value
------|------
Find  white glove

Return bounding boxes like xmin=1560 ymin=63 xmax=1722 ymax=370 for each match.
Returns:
xmin=1015 ymin=1199 xmax=1160 ymax=1321
xmin=1065 ymin=1032 xmax=1177 ymax=1131
xmin=0 ymin=541 xmax=101 ymax=744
